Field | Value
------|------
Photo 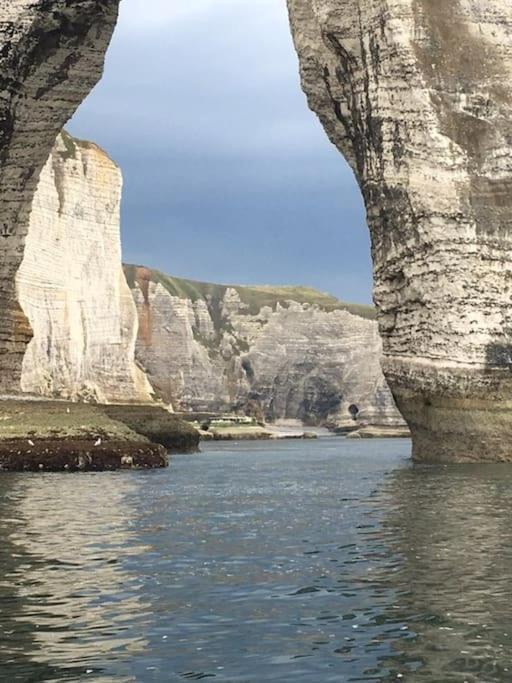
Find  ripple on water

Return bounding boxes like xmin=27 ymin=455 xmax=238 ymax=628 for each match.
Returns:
xmin=2 ymin=438 xmax=512 ymax=682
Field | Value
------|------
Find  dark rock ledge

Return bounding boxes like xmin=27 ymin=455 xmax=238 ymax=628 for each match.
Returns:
xmin=0 ymin=400 xmax=200 ymax=472
xmin=0 ymin=440 xmax=167 ymax=472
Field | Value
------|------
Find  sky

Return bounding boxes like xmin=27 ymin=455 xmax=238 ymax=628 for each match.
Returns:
xmin=68 ymin=0 xmax=372 ymax=304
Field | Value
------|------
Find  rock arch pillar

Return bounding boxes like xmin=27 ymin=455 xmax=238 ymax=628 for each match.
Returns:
xmin=0 ymin=0 xmax=120 ymax=392
xmin=287 ymin=0 xmax=512 ymax=461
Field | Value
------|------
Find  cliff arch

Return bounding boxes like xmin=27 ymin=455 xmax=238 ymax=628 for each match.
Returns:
xmin=2 ymin=2 xmax=512 ymax=460
xmin=0 ymin=0 xmax=120 ymax=392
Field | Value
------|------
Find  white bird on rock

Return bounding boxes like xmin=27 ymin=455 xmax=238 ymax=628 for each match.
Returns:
xmin=28 ymin=439 xmax=34 ymax=447
xmin=94 ymin=438 xmax=102 ymax=447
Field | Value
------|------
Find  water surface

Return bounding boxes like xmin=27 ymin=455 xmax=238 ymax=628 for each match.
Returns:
xmin=1 ymin=437 xmax=512 ymax=682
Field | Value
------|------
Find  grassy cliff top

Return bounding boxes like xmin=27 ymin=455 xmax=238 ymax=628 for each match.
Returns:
xmin=58 ymin=130 xmax=118 ymax=166
xmin=123 ymin=264 xmax=376 ymax=320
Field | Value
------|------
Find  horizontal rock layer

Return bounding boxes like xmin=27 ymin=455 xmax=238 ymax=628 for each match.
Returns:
xmin=287 ymin=0 xmax=512 ymax=460
xmin=125 ymin=265 xmax=404 ymax=429
xmin=0 ymin=0 xmax=120 ymax=392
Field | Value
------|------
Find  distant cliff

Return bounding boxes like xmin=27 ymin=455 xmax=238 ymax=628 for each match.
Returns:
xmin=125 ymin=265 xmax=404 ymax=429
xmin=16 ymin=133 xmax=152 ymax=403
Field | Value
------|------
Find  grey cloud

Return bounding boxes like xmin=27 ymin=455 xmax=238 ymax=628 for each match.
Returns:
xmin=69 ymin=0 xmax=372 ymax=303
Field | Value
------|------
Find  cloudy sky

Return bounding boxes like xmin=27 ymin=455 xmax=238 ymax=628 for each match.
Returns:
xmin=68 ymin=0 xmax=372 ymax=303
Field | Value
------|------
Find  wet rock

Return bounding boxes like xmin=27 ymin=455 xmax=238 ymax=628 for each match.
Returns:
xmin=0 ymin=399 xmax=200 ymax=471
xmin=102 ymin=404 xmax=200 ymax=454
xmin=0 ymin=440 xmax=167 ymax=472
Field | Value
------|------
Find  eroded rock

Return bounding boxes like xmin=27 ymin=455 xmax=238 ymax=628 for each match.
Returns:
xmin=287 ymin=0 xmax=512 ymax=461
xmin=17 ymin=132 xmax=152 ymax=403
xmin=125 ymin=265 xmax=404 ymax=430
xmin=0 ymin=0 xmax=120 ymax=392
xmin=0 ymin=399 xmax=170 ymax=471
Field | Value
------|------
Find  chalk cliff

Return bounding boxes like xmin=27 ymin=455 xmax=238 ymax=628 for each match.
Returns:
xmin=0 ymin=0 xmax=120 ymax=392
xmin=125 ymin=266 xmax=404 ymax=429
xmin=16 ymin=132 xmax=151 ymax=403
xmin=287 ymin=1 xmax=512 ymax=461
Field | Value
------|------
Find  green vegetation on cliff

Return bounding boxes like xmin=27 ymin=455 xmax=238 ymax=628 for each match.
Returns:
xmin=123 ymin=264 xmax=376 ymax=320
xmin=59 ymin=130 xmax=118 ymax=166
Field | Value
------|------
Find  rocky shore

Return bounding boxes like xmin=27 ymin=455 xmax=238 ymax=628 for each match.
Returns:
xmin=181 ymin=412 xmax=409 ymax=442
xmin=0 ymin=401 xmax=199 ymax=472
xmin=346 ymin=426 xmax=411 ymax=440
xmin=199 ymin=426 xmax=318 ymax=441
xmin=0 ymin=440 xmax=167 ymax=473
xmin=101 ymin=404 xmax=200 ymax=454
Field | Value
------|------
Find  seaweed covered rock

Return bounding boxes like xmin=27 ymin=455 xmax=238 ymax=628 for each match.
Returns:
xmin=103 ymin=405 xmax=200 ymax=454
xmin=0 ymin=440 xmax=167 ymax=472
xmin=0 ymin=400 xmax=198 ymax=471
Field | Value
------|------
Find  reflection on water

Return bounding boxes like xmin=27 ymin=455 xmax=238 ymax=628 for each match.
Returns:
xmin=0 ymin=474 xmax=151 ymax=682
xmin=2 ymin=438 xmax=512 ymax=681
xmin=374 ymin=465 xmax=512 ymax=682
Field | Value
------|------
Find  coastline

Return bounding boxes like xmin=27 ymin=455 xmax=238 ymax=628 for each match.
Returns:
xmin=0 ymin=400 xmax=411 ymax=472
xmin=346 ymin=426 xmax=411 ymax=439
xmin=194 ymin=416 xmax=410 ymax=442
xmin=199 ymin=426 xmax=319 ymax=441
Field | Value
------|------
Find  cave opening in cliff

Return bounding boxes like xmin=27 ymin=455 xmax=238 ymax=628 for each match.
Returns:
xmin=348 ymin=404 xmax=360 ymax=419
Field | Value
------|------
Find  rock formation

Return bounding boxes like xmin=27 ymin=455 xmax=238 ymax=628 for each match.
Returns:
xmin=17 ymin=132 xmax=151 ymax=403
xmin=125 ymin=265 xmax=404 ymax=430
xmin=0 ymin=0 xmax=120 ymax=393
xmin=287 ymin=1 xmax=512 ymax=461
xmin=0 ymin=399 xmax=200 ymax=470
xmin=1 ymin=1 xmax=510 ymax=459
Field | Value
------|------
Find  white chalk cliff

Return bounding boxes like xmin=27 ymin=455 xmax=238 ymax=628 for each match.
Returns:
xmin=16 ymin=133 xmax=151 ymax=403
xmin=126 ymin=266 xmax=404 ymax=429
xmin=3 ymin=1 xmax=512 ymax=459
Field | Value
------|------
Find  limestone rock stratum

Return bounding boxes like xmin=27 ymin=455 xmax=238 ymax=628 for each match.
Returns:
xmin=125 ymin=265 xmax=404 ymax=430
xmin=17 ymin=133 xmax=152 ymax=403
xmin=0 ymin=0 xmax=120 ymax=393
xmin=287 ymin=0 xmax=512 ymax=461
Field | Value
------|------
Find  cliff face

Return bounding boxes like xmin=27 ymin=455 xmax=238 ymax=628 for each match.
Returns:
xmin=125 ymin=266 xmax=403 ymax=429
xmin=0 ymin=0 xmax=120 ymax=393
xmin=287 ymin=1 xmax=512 ymax=460
xmin=16 ymin=133 xmax=152 ymax=403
